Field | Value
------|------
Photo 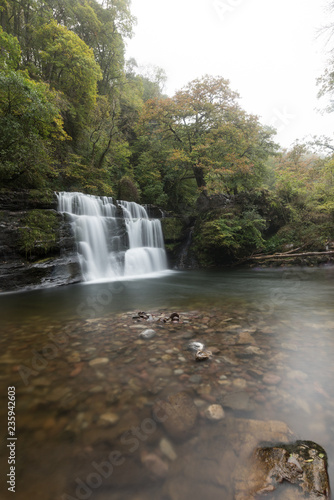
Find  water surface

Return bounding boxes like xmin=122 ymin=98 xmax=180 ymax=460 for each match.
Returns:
xmin=1 ymin=267 xmax=334 ymax=499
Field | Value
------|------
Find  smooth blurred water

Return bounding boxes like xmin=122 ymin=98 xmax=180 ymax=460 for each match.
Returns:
xmin=1 ymin=266 xmax=334 ymax=324
xmin=56 ymin=192 xmax=167 ymax=281
xmin=1 ymin=267 xmax=334 ymax=500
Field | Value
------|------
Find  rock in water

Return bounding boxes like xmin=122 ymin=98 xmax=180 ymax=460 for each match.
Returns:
xmin=262 ymin=372 xmax=282 ymax=385
xmin=195 ymin=349 xmax=212 ymax=361
xmin=163 ymin=418 xmax=295 ymax=500
xmin=153 ymin=391 xmax=198 ymax=440
xmin=88 ymin=357 xmax=109 ymax=366
xmin=159 ymin=437 xmax=178 ymax=461
xmin=141 ymin=452 xmax=169 ymax=478
xmin=97 ymin=413 xmax=120 ymax=427
xmin=139 ymin=329 xmax=156 ymax=339
xmin=222 ymin=391 xmax=255 ymax=411
xmin=204 ymin=404 xmax=225 ymax=421
xmin=187 ymin=341 xmax=205 ymax=352
xmin=240 ymin=440 xmax=330 ymax=499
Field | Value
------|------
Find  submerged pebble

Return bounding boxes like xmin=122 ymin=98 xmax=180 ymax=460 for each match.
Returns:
xmin=98 ymin=412 xmax=119 ymax=426
xmin=139 ymin=329 xmax=156 ymax=339
xmin=159 ymin=437 xmax=178 ymax=461
xmin=204 ymin=404 xmax=225 ymax=421
xmin=153 ymin=391 xmax=198 ymax=439
xmin=262 ymin=373 xmax=282 ymax=385
xmin=187 ymin=341 xmax=205 ymax=352
xmin=88 ymin=357 xmax=109 ymax=366
xmin=141 ymin=452 xmax=169 ymax=478
xmin=195 ymin=349 xmax=212 ymax=361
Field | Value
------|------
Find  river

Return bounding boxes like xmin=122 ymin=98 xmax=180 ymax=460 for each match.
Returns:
xmin=1 ymin=266 xmax=334 ymax=499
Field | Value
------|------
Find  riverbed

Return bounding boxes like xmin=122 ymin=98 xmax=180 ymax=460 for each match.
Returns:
xmin=1 ymin=267 xmax=334 ymax=499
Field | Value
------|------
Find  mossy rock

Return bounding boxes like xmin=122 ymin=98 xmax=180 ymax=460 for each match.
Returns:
xmin=17 ymin=210 xmax=60 ymax=258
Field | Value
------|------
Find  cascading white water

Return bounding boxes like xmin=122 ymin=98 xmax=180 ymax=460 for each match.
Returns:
xmin=57 ymin=192 xmax=168 ymax=281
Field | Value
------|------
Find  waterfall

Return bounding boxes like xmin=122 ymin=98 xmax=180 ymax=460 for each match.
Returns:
xmin=56 ymin=192 xmax=168 ymax=281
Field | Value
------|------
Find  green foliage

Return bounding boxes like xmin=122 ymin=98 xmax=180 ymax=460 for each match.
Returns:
xmin=1 ymin=0 xmax=334 ymax=272
xmin=36 ymin=20 xmax=102 ymax=126
xmin=54 ymin=152 xmax=114 ymax=196
xmin=17 ymin=210 xmax=59 ymax=257
xmin=136 ymin=75 xmax=278 ymax=212
xmin=132 ymin=145 xmax=169 ymax=206
xmin=0 ymin=70 xmax=68 ymax=188
xmin=317 ymin=200 xmax=334 ymax=214
xmin=28 ymin=189 xmax=56 ymax=206
xmin=0 ymin=27 xmax=21 ymax=70
xmin=264 ymin=143 xmax=334 ymax=253
xmin=117 ymin=175 xmax=140 ymax=202
xmin=161 ymin=218 xmax=184 ymax=242
xmin=262 ymin=234 xmax=286 ymax=254
xmin=193 ymin=208 xmax=266 ymax=265
xmin=0 ymin=0 xmax=137 ymax=194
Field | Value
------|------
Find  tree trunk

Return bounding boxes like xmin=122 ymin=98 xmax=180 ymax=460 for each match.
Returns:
xmin=192 ymin=166 xmax=206 ymax=189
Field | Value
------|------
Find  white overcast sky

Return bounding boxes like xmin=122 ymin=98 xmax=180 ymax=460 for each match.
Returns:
xmin=125 ymin=0 xmax=334 ymax=148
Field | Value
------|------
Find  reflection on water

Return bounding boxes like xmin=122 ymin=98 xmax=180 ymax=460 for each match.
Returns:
xmin=0 ymin=267 xmax=334 ymax=499
xmin=2 ymin=266 xmax=334 ymax=323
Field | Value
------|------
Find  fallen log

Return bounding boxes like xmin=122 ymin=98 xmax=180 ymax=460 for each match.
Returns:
xmin=249 ymin=250 xmax=334 ymax=261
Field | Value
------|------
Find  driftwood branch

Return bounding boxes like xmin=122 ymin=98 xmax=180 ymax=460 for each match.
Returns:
xmin=249 ymin=251 xmax=334 ymax=261
xmin=250 ymin=243 xmax=308 ymax=259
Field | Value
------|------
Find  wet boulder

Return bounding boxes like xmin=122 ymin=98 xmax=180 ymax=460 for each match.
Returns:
xmin=164 ymin=418 xmax=294 ymax=500
xmin=242 ymin=440 xmax=330 ymax=499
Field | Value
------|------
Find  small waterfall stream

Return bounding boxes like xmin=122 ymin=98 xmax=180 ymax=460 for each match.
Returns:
xmin=57 ymin=192 xmax=167 ymax=281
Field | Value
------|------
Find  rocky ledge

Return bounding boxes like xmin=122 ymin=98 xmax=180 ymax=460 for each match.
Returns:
xmin=0 ymin=190 xmax=81 ymax=292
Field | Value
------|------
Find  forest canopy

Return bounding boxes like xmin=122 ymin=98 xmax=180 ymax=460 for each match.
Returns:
xmin=1 ymin=0 xmax=334 ymax=264
xmin=0 ymin=0 xmax=278 ymax=201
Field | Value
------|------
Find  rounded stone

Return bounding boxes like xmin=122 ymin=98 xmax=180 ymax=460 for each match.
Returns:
xmin=159 ymin=437 xmax=177 ymax=461
xmin=204 ymin=404 xmax=225 ymax=421
xmin=262 ymin=373 xmax=282 ymax=385
xmin=139 ymin=329 xmax=156 ymax=339
xmin=187 ymin=341 xmax=205 ymax=352
xmin=195 ymin=349 xmax=212 ymax=361
xmin=254 ymin=393 xmax=266 ymax=403
xmin=189 ymin=374 xmax=203 ymax=384
xmin=141 ymin=453 xmax=169 ymax=478
xmin=153 ymin=391 xmax=198 ymax=439
xmin=89 ymin=357 xmax=109 ymax=367
xmin=233 ymin=378 xmax=247 ymax=389
xmin=99 ymin=413 xmax=119 ymax=426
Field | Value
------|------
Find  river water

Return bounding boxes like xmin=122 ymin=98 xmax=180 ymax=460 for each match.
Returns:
xmin=1 ymin=267 xmax=334 ymax=499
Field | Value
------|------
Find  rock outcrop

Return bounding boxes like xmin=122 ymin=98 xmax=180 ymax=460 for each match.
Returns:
xmin=0 ymin=190 xmax=81 ymax=292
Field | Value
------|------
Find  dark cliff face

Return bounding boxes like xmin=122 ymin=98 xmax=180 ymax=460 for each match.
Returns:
xmin=0 ymin=190 xmax=81 ymax=293
xmin=0 ymin=189 xmax=58 ymax=211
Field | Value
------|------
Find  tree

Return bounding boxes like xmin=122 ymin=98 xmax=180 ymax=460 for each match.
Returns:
xmin=126 ymin=62 xmax=167 ymax=101
xmin=317 ymin=1 xmax=334 ymax=113
xmin=0 ymin=0 xmax=35 ymax=64
xmin=0 ymin=70 xmax=68 ymax=188
xmin=35 ymin=21 xmax=102 ymax=120
xmin=86 ymin=0 xmax=134 ymax=95
xmin=137 ymin=75 xmax=278 ymax=206
xmin=270 ymin=144 xmax=322 ymax=203
xmin=0 ymin=0 xmax=140 ymax=194
xmin=0 ymin=27 xmax=21 ymax=70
